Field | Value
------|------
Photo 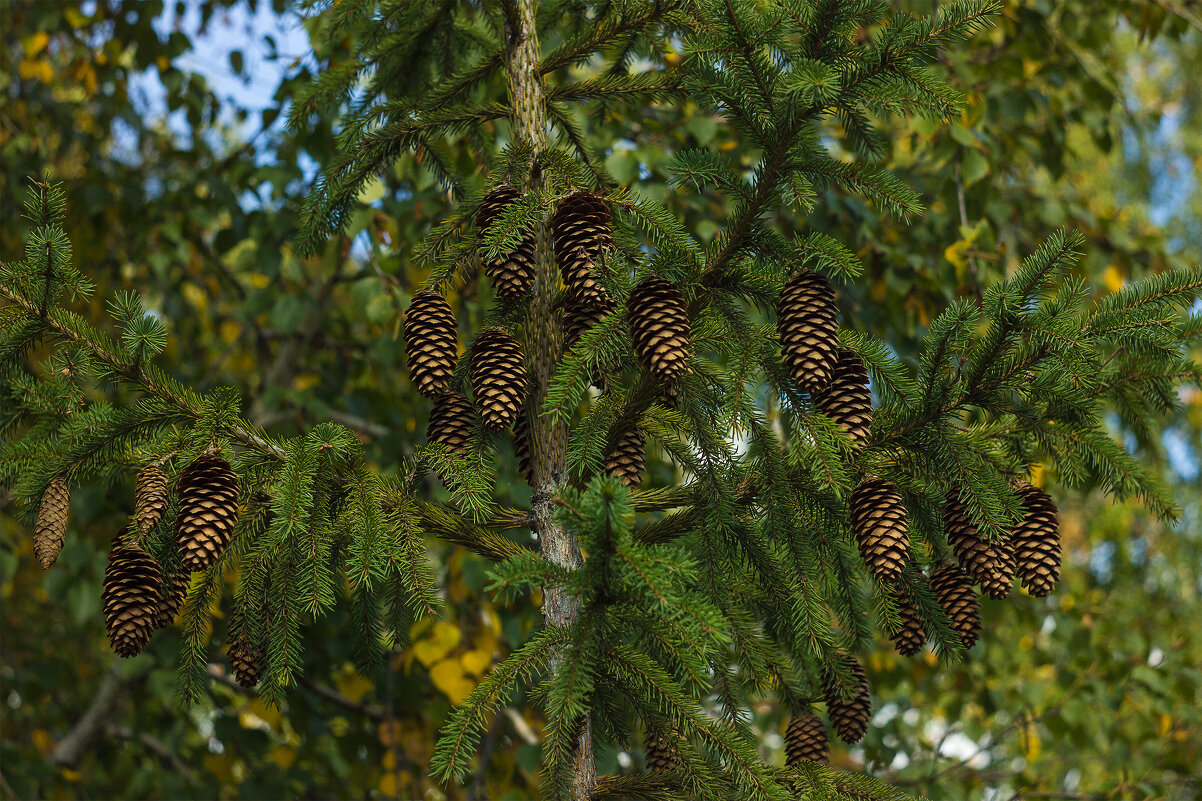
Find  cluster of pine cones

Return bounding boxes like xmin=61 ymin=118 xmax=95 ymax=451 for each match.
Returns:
xmin=33 ymin=454 xmax=261 ymax=687
xmin=405 ymin=188 xmax=691 ymax=489
xmin=776 ymin=270 xmax=1064 ymax=760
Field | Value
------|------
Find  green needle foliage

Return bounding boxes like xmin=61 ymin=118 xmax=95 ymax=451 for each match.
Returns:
xmin=2 ymin=1 xmax=1199 ymax=800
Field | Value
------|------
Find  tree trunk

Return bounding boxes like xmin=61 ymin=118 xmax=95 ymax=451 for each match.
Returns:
xmin=505 ymin=0 xmax=596 ymax=798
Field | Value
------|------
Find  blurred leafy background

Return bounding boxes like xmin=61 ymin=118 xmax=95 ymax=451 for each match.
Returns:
xmin=1 ymin=0 xmax=1199 ymax=799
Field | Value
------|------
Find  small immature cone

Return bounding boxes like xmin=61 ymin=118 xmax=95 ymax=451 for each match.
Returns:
xmin=551 ymin=191 xmax=613 ymax=308
xmin=812 ymin=348 xmax=873 ymax=446
xmin=477 ymin=186 xmax=536 ymax=303
xmin=887 ymin=587 xmax=927 ymax=657
xmin=604 ymin=427 xmax=646 ymax=488
xmin=628 ymin=276 xmax=691 ymax=383
xmin=102 ymin=532 xmax=163 ymax=658
xmin=227 ymin=613 xmax=264 ymax=689
xmin=34 ymin=476 xmax=69 ymax=570
xmin=849 ymin=477 xmax=910 ymax=583
xmin=930 ymin=564 xmax=982 ymax=650
xmin=785 ymin=710 xmax=830 ymax=765
xmin=1012 ymin=483 xmax=1061 ymax=597
xmin=470 ymin=328 xmax=528 ymax=431
xmin=175 ymin=453 xmax=240 ymax=572
xmin=944 ymin=489 xmax=1015 ymax=599
xmin=821 ymin=654 xmax=872 ymax=744
xmin=777 ymin=270 xmax=840 ymax=394
xmin=135 ymin=464 xmax=170 ymax=536
xmin=403 ymin=290 xmax=459 ymax=397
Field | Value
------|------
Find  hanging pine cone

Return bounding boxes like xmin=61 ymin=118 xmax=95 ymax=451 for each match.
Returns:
xmin=604 ymin=427 xmax=645 ymax=488
xmin=821 ymin=655 xmax=872 ymax=744
xmin=477 ymin=186 xmax=536 ymax=303
xmin=227 ymin=632 xmax=263 ymax=688
xmin=155 ymin=569 xmax=189 ymax=630
xmin=785 ymin=710 xmax=830 ymax=766
xmin=628 ymin=276 xmax=691 ymax=383
xmin=564 ymin=294 xmax=615 ymax=391
xmin=33 ymin=475 xmax=69 ymax=570
xmin=471 ymin=328 xmax=528 ymax=431
xmin=645 ymin=729 xmax=681 ymax=771
xmin=135 ymin=464 xmax=169 ymax=536
xmin=102 ymin=532 xmax=163 ymax=658
xmin=175 ymin=453 xmax=239 ymax=572
xmin=777 ymin=271 xmax=840 ymax=394
xmin=512 ymin=409 xmax=533 ymax=483
xmin=944 ymin=489 xmax=1015 ymax=599
xmin=849 ymin=477 xmax=910 ymax=583
xmin=403 ymin=290 xmax=459 ymax=398
xmin=427 ymin=391 xmax=475 ymax=455
xmin=888 ymin=588 xmax=927 ymax=657
xmin=812 ymin=349 xmax=873 ymax=446
xmin=930 ymin=564 xmax=981 ymax=650
xmin=1012 ymin=483 xmax=1061 ymax=597
xmin=551 ymin=191 xmax=613 ymax=307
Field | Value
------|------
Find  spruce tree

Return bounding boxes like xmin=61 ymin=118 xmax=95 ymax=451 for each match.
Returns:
xmin=2 ymin=2 xmax=1200 ymax=800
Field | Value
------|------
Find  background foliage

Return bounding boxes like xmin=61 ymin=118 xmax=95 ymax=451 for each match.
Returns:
xmin=1 ymin=0 xmax=1199 ymax=799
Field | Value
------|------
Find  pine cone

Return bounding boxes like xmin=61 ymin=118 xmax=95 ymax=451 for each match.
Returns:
xmin=849 ymin=477 xmax=910 ymax=583
xmin=777 ymin=271 xmax=840 ymax=394
xmin=930 ymin=564 xmax=981 ymax=650
xmin=785 ymin=710 xmax=830 ymax=766
xmin=33 ymin=475 xmax=69 ymax=570
xmin=564 ymin=294 xmax=615 ymax=391
xmin=155 ymin=568 xmax=189 ymax=630
xmin=175 ymin=453 xmax=240 ymax=572
xmin=427 ymin=391 xmax=475 ymax=455
xmin=821 ymin=655 xmax=872 ymax=744
xmin=403 ymin=290 xmax=459 ymax=398
xmin=135 ymin=464 xmax=169 ymax=536
xmin=628 ymin=276 xmax=691 ymax=383
xmin=512 ymin=409 xmax=533 ymax=483
xmin=551 ymin=191 xmax=612 ymax=307
xmin=604 ymin=427 xmax=645 ymax=488
xmin=645 ymin=729 xmax=681 ymax=771
xmin=1012 ymin=483 xmax=1061 ymax=597
xmin=471 ymin=328 xmax=528 ymax=431
xmin=102 ymin=532 xmax=163 ymax=658
xmin=944 ymin=489 xmax=1015 ymax=599
xmin=228 ymin=633 xmax=263 ymax=689
xmin=888 ymin=587 xmax=927 ymax=657
xmin=812 ymin=349 xmax=873 ymax=446
xmin=477 ymin=186 xmax=535 ymax=303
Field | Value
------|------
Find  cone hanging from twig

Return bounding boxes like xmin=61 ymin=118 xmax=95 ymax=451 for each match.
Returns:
xmin=821 ymin=654 xmax=872 ymax=744
xmin=470 ymin=328 xmax=528 ymax=431
xmin=604 ymin=427 xmax=646 ymax=488
xmin=427 ymin=391 xmax=475 ymax=455
xmin=477 ymin=186 xmax=536 ymax=303
xmin=1012 ymin=483 xmax=1061 ymax=597
xmin=628 ymin=276 xmax=691 ymax=383
xmin=175 ymin=453 xmax=239 ymax=572
xmin=645 ymin=729 xmax=681 ymax=771
xmin=812 ymin=348 xmax=873 ymax=446
xmin=785 ymin=710 xmax=830 ymax=766
xmin=155 ymin=568 xmax=189 ymax=630
xmin=849 ymin=476 xmax=910 ymax=583
xmin=887 ymin=587 xmax=927 ymax=657
xmin=33 ymin=475 xmax=69 ymax=570
xmin=564 ymin=294 xmax=615 ymax=390
xmin=102 ymin=531 xmax=163 ymax=658
xmin=403 ymin=290 xmax=459 ymax=398
xmin=944 ymin=489 xmax=1015 ymax=599
xmin=930 ymin=564 xmax=981 ymax=650
xmin=551 ymin=191 xmax=613 ymax=307
xmin=135 ymin=464 xmax=169 ymax=536
xmin=227 ymin=612 xmax=264 ymax=689
xmin=777 ymin=271 xmax=840 ymax=394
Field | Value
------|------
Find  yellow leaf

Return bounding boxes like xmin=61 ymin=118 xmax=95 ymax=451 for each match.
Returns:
xmin=1029 ymin=463 xmax=1045 ymax=487
xmin=25 ymin=33 xmax=50 ymax=57
xmin=378 ymin=772 xmax=398 ymax=797
xmin=413 ymin=621 xmax=461 ymax=667
xmin=204 ymin=754 xmax=235 ymax=781
xmin=156 ymin=55 xmax=170 ymax=72
xmin=219 ymin=319 xmax=241 ymax=345
xmin=1021 ymin=722 xmax=1041 ymax=760
xmin=60 ymin=768 xmax=83 ymax=782
xmin=1158 ymin=713 xmax=1173 ymax=736
xmin=32 ymin=728 xmax=53 ymax=754
xmin=378 ymin=719 xmax=402 ymax=747
xmin=1022 ymin=58 xmax=1041 ymax=79
xmin=79 ymin=63 xmax=97 ymax=94
xmin=1103 ymin=264 xmax=1124 ymax=293
xmin=249 ymin=273 xmax=271 ymax=289
xmin=18 ymin=59 xmax=53 ymax=83
xmin=271 ymin=745 xmax=297 ymax=770
xmin=292 ymin=373 xmax=320 ymax=391
xmin=335 ymin=670 xmax=374 ymax=704
xmin=944 ymin=238 xmax=970 ymax=270
xmin=461 ymin=648 xmax=494 ymax=677
xmin=431 ymin=659 xmax=476 ymax=705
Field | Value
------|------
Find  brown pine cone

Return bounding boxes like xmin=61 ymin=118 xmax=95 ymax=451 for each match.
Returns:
xmin=777 ymin=270 xmax=840 ymax=394
xmin=403 ymin=290 xmax=459 ymax=397
xmin=785 ymin=710 xmax=829 ymax=765
xmin=1013 ymin=483 xmax=1061 ymax=597
xmin=33 ymin=476 xmax=69 ymax=570
xmin=849 ymin=476 xmax=910 ymax=583
xmin=628 ymin=276 xmax=691 ymax=383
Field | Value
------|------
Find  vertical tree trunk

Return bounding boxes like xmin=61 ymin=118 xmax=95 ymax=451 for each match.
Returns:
xmin=505 ymin=0 xmax=597 ymax=797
